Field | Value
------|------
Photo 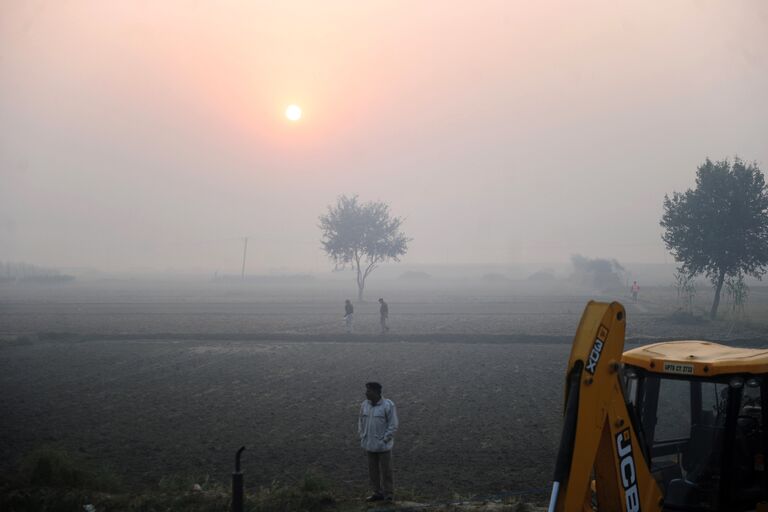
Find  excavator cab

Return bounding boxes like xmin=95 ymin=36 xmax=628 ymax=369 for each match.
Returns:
xmin=622 ymin=343 xmax=768 ymax=511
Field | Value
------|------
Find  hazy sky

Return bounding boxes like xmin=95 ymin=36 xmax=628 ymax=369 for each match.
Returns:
xmin=1 ymin=1 xmax=767 ymax=273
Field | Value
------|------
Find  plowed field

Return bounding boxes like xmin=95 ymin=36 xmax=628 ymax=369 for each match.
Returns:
xmin=2 ymin=281 xmax=767 ymax=499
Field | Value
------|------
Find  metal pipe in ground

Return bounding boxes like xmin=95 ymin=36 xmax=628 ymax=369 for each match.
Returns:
xmin=232 ymin=446 xmax=246 ymax=512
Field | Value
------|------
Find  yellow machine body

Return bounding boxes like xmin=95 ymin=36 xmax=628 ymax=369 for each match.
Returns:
xmin=623 ymin=341 xmax=768 ymax=377
xmin=548 ymin=301 xmax=768 ymax=512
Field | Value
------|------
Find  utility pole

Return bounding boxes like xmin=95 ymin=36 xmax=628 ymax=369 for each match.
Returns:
xmin=241 ymin=237 xmax=248 ymax=280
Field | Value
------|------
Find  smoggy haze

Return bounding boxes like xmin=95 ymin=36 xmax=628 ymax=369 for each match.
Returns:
xmin=1 ymin=1 xmax=767 ymax=273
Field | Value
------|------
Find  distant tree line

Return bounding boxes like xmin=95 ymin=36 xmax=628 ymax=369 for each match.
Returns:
xmin=315 ymin=158 xmax=768 ymax=321
xmin=0 ymin=262 xmax=74 ymax=283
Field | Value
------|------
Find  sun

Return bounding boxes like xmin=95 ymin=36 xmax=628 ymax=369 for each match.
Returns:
xmin=285 ymin=104 xmax=302 ymax=122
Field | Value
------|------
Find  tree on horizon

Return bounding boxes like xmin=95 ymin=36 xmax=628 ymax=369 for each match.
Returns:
xmin=319 ymin=195 xmax=410 ymax=301
xmin=661 ymin=157 xmax=768 ymax=319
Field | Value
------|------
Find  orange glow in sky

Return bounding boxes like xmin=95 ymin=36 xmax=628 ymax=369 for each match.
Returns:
xmin=1 ymin=1 xmax=767 ymax=271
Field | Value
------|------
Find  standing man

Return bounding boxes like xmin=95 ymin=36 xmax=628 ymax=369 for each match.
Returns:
xmin=378 ymin=298 xmax=390 ymax=333
xmin=631 ymin=280 xmax=640 ymax=302
xmin=344 ymin=299 xmax=354 ymax=333
xmin=358 ymin=382 xmax=398 ymax=503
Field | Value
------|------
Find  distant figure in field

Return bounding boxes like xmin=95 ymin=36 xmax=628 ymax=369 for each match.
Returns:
xmin=344 ymin=299 xmax=354 ymax=333
xmin=358 ymin=381 xmax=398 ymax=503
xmin=378 ymin=298 xmax=389 ymax=333
xmin=631 ymin=281 xmax=640 ymax=302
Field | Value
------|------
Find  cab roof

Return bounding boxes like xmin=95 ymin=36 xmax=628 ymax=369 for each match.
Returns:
xmin=622 ymin=340 xmax=768 ymax=377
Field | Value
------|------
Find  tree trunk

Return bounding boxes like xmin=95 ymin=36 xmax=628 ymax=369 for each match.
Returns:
xmin=710 ymin=270 xmax=726 ymax=319
xmin=354 ymin=253 xmax=364 ymax=302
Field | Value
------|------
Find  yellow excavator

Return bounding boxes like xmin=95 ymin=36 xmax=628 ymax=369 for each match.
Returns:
xmin=548 ymin=301 xmax=768 ymax=512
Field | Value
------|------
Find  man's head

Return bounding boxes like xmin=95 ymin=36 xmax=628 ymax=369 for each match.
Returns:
xmin=378 ymin=298 xmax=384 ymax=303
xmin=365 ymin=381 xmax=382 ymax=403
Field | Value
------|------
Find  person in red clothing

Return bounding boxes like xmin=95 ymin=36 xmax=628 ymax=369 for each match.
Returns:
xmin=631 ymin=281 xmax=640 ymax=302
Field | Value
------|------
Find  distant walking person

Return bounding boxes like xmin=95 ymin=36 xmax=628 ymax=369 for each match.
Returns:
xmin=631 ymin=281 xmax=640 ymax=302
xmin=344 ymin=299 xmax=354 ymax=333
xmin=358 ymin=382 xmax=398 ymax=503
xmin=378 ymin=298 xmax=389 ymax=333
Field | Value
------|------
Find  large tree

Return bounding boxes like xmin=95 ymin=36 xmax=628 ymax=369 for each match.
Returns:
xmin=661 ymin=158 xmax=768 ymax=319
xmin=319 ymin=195 xmax=410 ymax=301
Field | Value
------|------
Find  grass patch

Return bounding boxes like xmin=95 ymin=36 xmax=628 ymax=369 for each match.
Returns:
xmin=158 ymin=472 xmax=217 ymax=492
xmin=17 ymin=446 xmax=121 ymax=492
xmin=393 ymin=486 xmax=429 ymax=503
xmin=1 ymin=450 xmax=336 ymax=512
xmin=252 ymin=471 xmax=336 ymax=512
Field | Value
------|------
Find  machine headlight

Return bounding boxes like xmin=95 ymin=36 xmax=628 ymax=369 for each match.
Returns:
xmin=746 ymin=377 xmax=761 ymax=388
xmin=729 ymin=377 xmax=745 ymax=389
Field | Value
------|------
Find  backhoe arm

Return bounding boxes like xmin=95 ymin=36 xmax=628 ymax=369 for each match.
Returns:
xmin=547 ymin=301 xmax=663 ymax=512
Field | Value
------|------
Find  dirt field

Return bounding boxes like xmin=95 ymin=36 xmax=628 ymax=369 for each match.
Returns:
xmin=2 ymin=279 xmax=768 ymax=500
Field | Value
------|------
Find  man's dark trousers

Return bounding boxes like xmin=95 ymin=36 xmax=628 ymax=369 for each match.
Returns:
xmin=367 ymin=450 xmax=393 ymax=498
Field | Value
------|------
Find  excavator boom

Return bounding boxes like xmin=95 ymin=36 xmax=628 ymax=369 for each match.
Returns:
xmin=548 ymin=301 xmax=663 ymax=512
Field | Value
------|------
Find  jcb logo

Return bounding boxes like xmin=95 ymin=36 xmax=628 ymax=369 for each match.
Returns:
xmin=616 ymin=429 xmax=641 ymax=512
xmin=585 ymin=326 xmax=608 ymax=375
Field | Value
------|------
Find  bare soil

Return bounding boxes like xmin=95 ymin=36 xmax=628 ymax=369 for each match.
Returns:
xmin=1 ymin=281 xmax=767 ymax=500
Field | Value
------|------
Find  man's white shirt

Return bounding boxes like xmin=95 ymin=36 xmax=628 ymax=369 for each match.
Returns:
xmin=358 ymin=398 xmax=398 ymax=452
